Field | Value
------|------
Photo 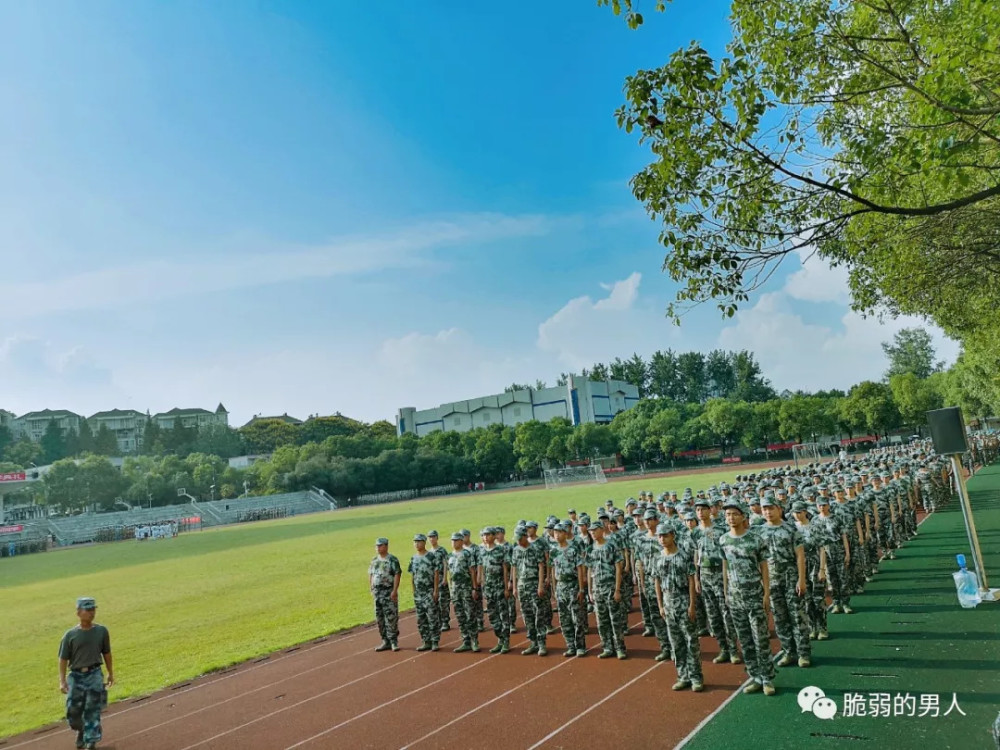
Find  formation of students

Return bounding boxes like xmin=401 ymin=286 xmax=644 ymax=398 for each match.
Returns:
xmin=368 ymin=440 xmax=974 ymax=695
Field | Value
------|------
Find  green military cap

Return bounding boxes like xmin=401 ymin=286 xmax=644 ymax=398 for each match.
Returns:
xmin=631 ymin=508 xmax=643 ymax=517
xmin=597 ymin=510 xmax=610 ymax=520
xmin=556 ymin=521 xmax=572 ymax=532
xmin=461 ymin=528 xmax=471 ymax=536
xmin=722 ymin=499 xmax=747 ymax=514
xmin=495 ymin=526 xmax=506 ymax=533
xmin=816 ymin=496 xmax=831 ymax=506
xmin=760 ymin=497 xmax=779 ymax=508
xmin=413 ymin=533 xmax=428 ymax=542
xmin=776 ymin=487 xmax=788 ymax=496
xmin=567 ymin=508 xmax=577 ymax=514
xmin=681 ymin=510 xmax=697 ymax=521
xmin=544 ymin=520 xmax=556 ymax=530
xmin=605 ymin=499 xmax=614 ymax=506
xmin=525 ymin=520 xmax=538 ymax=528
xmin=643 ymin=508 xmax=658 ymax=520
xmin=482 ymin=527 xmax=496 ymax=535
xmin=655 ymin=523 xmax=674 ymax=536
xmin=76 ymin=597 xmax=96 ymax=610
xmin=626 ymin=498 xmax=638 ymax=507
xmin=613 ymin=509 xmax=625 ymax=518
xmin=375 ymin=537 xmax=389 ymax=546
xmin=451 ymin=531 xmax=465 ymax=541
xmin=790 ymin=501 xmax=810 ymax=513
xmin=427 ymin=530 xmax=439 ymax=537
xmin=578 ymin=514 xmax=591 ymax=525
xmin=694 ymin=497 xmax=710 ymax=508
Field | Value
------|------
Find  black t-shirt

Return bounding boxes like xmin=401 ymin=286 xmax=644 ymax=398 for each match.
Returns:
xmin=58 ymin=625 xmax=111 ymax=670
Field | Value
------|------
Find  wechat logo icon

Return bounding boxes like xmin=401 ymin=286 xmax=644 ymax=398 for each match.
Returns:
xmin=798 ymin=686 xmax=838 ymax=720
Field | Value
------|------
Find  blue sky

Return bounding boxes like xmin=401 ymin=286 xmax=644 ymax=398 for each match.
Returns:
xmin=0 ymin=1 xmax=957 ymax=425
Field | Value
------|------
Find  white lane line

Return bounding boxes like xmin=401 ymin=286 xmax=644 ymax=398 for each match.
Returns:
xmin=283 ymin=636 xmax=533 ymax=750
xmin=3 ymin=613 xmax=418 ymax=750
xmin=114 ymin=629 xmax=461 ymax=745
xmin=525 ymin=662 xmax=662 ymax=750
xmin=399 ymin=648 xmax=591 ymax=750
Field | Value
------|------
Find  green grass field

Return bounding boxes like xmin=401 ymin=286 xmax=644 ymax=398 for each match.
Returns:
xmin=1 ymin=469 xmax=744 ymax=738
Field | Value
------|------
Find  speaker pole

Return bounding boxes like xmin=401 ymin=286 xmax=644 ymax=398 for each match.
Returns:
xmin=949 ymin=454 xmax=999 ymax=602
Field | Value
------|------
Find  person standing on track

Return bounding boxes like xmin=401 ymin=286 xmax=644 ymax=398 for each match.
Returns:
xmin=480 ymin=527 xmax=511 ymax=654
xmin=494 ymin=525 xmax=517 ymax=635
xmin=408 ymin=533 xmax=441 ymax=652
xmin=636 ymin=507 xmax=671 ymax=662
xmin=654 ymin=524 xmax=704 ymax=692
xmin=59 ymin=597 xmax=113 ymax=750
xmin=587 ymin=519 xmax=627 ymax=660
xmin=550 ymin=521 xmax=587 ymax=657
xmin=448 ymin=531 xmax=480 ymax=653
xmin=369 ymin=537 xmax=402 ymax=652
xmin=427 ymin=531 xmax=452 ymax=632
xmin=512 ymin=524 xmax=548 ymax=656
xmin=720 ymin=500 xmax=776 ymax=696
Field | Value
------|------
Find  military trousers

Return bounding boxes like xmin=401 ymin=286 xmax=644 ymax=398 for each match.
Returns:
xmin=517 ymin=582 xmax=547 ymax=646
xmin=483 ymin=580 xmax=510 ymax=641
xmin=555 ymin=584 xmax=587 ymax=652
xmin=373 ymin=587 xmax=399 ymax=643
xmin=593 ymin=586 xmax=627 ymax=654
xmin=699 ymin=566 xmax=734 ymax=655
xmin=769 ymin=565 xmax=811 ymax=659
xmin=727 ymin=586 xmax=775 ymax=684
xmin=66 ymin=669 xmax=106 ymax=747
xmin=414 ymin=590 xmax=440 ymax=646
xmin=663 ymin=597 xmax=703 ymax=684
xmin=451 ymin=584 xmax=478 ymax=643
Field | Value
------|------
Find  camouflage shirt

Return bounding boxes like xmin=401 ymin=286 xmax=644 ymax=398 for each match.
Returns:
xmin=757 ymin=521 xmax=804 ymax=571
xmin=719 ymin=530 xmax=767 ymax=589
xmin=550 ymin=543 xmax=586 ymax=588
xmin=586 ymin=539 xmax=623 ymax=590
xmin=408 ymin=552 xmax=437 ymax=592
xmin=512 ymin=542 xmax=546 ymax=587
xmin=653 ymin=545 xmax=696 ymax=606
xmin=692 ymin=524 xmax=726 ymax=569
xmin=480 ymin=543 xmax=508 ymax=586
xmin=447 ymin=548 xmax=474 ymax=588
xmin=369 ymin=554 xmax=402 ymax=589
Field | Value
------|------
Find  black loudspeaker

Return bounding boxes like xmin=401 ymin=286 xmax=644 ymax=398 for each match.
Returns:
xmin=926 ymin=407 xmax=969 ymax=455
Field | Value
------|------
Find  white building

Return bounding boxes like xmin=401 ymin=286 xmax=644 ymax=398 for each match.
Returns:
xmin=396 ymin=375 xmax=640 ymax=437
xmin=89 ymin=409 xmax=149 ymax=454
xmin=11 ymin=409 xmax=82 ymax=442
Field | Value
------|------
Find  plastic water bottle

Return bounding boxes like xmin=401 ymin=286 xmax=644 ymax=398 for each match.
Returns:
xmin=953 ymin=554 xmax=982 ymax=609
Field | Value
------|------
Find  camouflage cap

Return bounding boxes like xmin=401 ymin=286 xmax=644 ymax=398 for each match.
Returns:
xmin=567 ymin=508 xmax=577 ymax=514
xmin=513 ymin=526 xmax=527 ymax=538
xmin=605 ymin=499 xmax=614 ymax=506
xmin=613 ymin=509 xmax=625 ymax=518
xmin=693 ymin=497 xmax=710 ymax=508
xmin=76 ymin=597 xmax=96 ymax=610
xmin=626 ymin=498 xmax=638 ymax=507
xmin=451 ymin=531 xmax=465 ymax=541
xmin=790 ymin=501 xmax=810 ymax=514
xmin=760 ymin=497 xmax=779 ymax=508
xmin=427 ymin=529 xmax=439 ymax=537
xmin=631 ymin=508 xmax=643 ymax=517
xmin=816 ymin=496 xmax=831 ymax=506
xmin=544 ymin=520 xmax=556 ymax=530
xmin=556 ymin=521 xmax=572 ymax=532
xmin=525 ymin=520 xmax=539 ymax=528
xmin=375 ymin=537 xmax=389 ymax=546
xmin=655 ymin=523 xmax=675 ymax=536
xmin=495 ymin=525 xmax=506 ymax=534
xmin=643 ymin=508 xmax=658 ymax=520
xmin=597 ymin=510 xmax=610 ymax=520
xmin=578 ymin=514 xmax=591 ymax=525
xmin=461 ymin=528 xmax=471 ymax=536
xmin=722 ymin=498 xmax=746 ymax=514
xmin=413 ymin=533 xmax=428 ymax=542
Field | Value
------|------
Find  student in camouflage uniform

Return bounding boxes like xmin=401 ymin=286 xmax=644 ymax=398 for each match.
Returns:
xmin=587 ymin=521 xmax=627 ymax=659
xmin=59 ymin=597 xmax=114 ymax=750
xmin=834 ymin=485 xmax=866 ymax=595
xmin=512 ymin=525 xmax=548 ymax=656
xmin=631 ymin=507 xmax=655 ymax=635
xmin=369 ymin=537 xmax=402 ymax=652
xmin=635 ymin=508 xmax=671 ymax=661
xmin=448 ymin=531 xmax=480 ymax=653
xmin=814 ymin=497 xmax=852 ymax=613
xmin=495 ymin=526 xmax=517 ymax=634
xmin=758 ymin=497 xmax=811 ymax=667
xmin=427 ymin=530 xmax=452 ymax=631
xmin=527 ymin=521 xmax=556 ymax=639
xmin=479 ymin=527 xmax=511 ymax=654
xmin=408 ymin=533 xmax=441 ymax=651
xmin=682 ymin=509 xmax=710 ymax=635
xmin=550 ymin=521 xmax=587 ymax=657
xmin=463 ymin=529 xmax=486 ymax=634
xmin=791 ymin=501 xmax=829 ymax=640
xmin=575 ymin=514 xmax=595 ymax=614
xmin=870 ymin=475 xmax=897 ymax=560
xmin=693 ymin=500 xmax=739 ymax=664
xmin=720 ymin=500 xmax=776 ymax=696
xmin=654 ymin=524 xmax=704 ymax=691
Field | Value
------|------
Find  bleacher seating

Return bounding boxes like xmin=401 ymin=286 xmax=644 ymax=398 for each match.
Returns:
xmin=200 ymin=491 xmax=330 ymax=524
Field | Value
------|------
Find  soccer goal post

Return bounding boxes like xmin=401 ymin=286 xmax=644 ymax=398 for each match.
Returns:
xmin=543 ymin=464 xmax=608 ymax=490
xmin=792 ymin=442 xmax=823 ymax=469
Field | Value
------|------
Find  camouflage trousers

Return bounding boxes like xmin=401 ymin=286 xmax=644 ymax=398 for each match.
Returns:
xmin=663 ymin=596 xmax=703 ymax=684
xmin=769 ymin=565 xmax=811 ymax=659
xmin=620 ymin=567 xmax=634 ymax=614
xmin=66 ymin=669 xmax=106 ymax=746
xmin=805 ymin=557 xmax=827 ymax=633
xmin=638 ymin=573 xmax=654 ymax=629
xmin=555 ymin=584 xmax=587 ymax=652
xmin=451 ymin=584 xmax=478 ymax=643
xmin=848 ymin=534 xmax=868 ymax=593
xmin=699 ymin=566 xmax=734 ymax=655
xmin=593 ymin=586 xmax=627 ymax=654
xmin=518 ymin=583 xmax=547 ymax=646
xmin=507 ymin=589 xmax=517 ymax=630
xmin=727 ymin=585 xmax=775 ymax=684
xmin=865 ymin=527 xmax=879 ymax=575
xmin=483 ymin=579 xmax=510 ymax=641
xmin=373 ymin=587 xmax=399 ymax=643
xmin=642 ymin=578 xmax=671 ymax=652
xmin=538 ymin=580 xmax=554 ymax=630
xmin=824 ymin=544 xmax=850 ymax=608
xmin=437 ymin=582 xmax=452 ymax=629
xmin=475 ymin=584 xmax=486 ymax=632
xmin=414 ymin=589 xmax=440 ymax=646
xmin=919 ymin=483 xmax=935 ymax=513
xmin=876 ymin=509 xmax=897 ymax=553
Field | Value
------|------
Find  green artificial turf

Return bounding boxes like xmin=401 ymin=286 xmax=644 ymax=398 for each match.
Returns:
xmin=683 ymin=464 xmax=1000 ymax=750
xmin=0 ymin=468 xmax=744 ymax=738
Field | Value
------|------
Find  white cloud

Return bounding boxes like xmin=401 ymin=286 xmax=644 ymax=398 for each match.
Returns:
xmin=0 ymin=213 xmax=557 ymax=319
xmin=719 ymin=255 xmax=960 ymax=391
xmin=783 ymin=248 xmax=851 ymax=304
xmin=537 ymin=272 xmax=675 ymax=370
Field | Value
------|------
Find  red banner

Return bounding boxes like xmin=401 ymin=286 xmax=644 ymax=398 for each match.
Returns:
xmin=604 ymin=466 xmax=625 ymax=474
xmin=0 ymin=525 xmax=25 ymax=534
xmin=0 ymin=472 xmax=26 ymax=482
xmin=767 ymin=442 xmax=797 ymax=451
xmin=722 ymin=457 xmax=742 ymax=464
xmin=840 ymin=436 xmax=877 ymax=445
